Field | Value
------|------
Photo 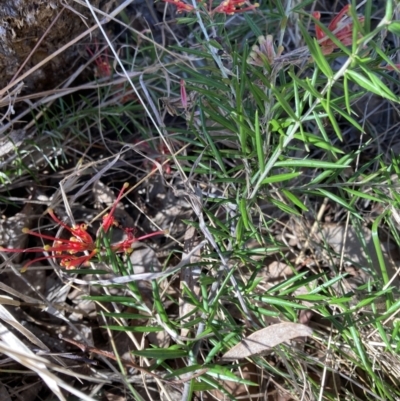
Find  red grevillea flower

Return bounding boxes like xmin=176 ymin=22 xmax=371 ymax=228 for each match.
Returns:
xmin=162 ymin=0 xmax=195 ymax=13
xmin=162 ymin=0 xmax=258 ymax=15
xmin=86 ymin=41 xmax=112 ymax=79
xmin=86 ymin=42 xmax=138 ymax=105
xmin=0 ymin=183 xmax=165 ymax=271
xmin=213 ymin=0 xmax=259 ymax=15
xmin=313 ymin=5 xmax=364 ymax=55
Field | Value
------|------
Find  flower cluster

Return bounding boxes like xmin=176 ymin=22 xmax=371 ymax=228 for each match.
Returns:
xmin=313 ymin=5 xmax=364 ymax=55
xmin=213 ymin=0 xmax=259 ymax=15
xmin=162 ymin=0 xmax=259 ymax=15
xmin=0 ymin=183 xmax=164 ymax=271
xmin=247 ymin=34 xmax=284 ymax=67
xmin=86 ymin=42 xmax=137 ymax=104
xmin=163 ymin=0 xmax=195 ymax=13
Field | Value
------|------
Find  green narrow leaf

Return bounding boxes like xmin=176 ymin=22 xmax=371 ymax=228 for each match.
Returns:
xmin=206 ymin=365 xmax=257 ymax=385
xmin=371 ymin=211 xmax=391 ymax=287
xmin=274 ymin=159 xmax=347 ymax=168
xmin=235 ymin=216 xmax=244 ymax=243
xmin=363 ymin=66 xmax=398 ymax=99
xmin=298 ymin=19 xmax=333 ymax=78
xmin=293 ymin=132 xmax=344 ymax=154
xmin=204 ymin=332 xmax=238 ymax=364
xmin=317 ymin=189 xmax=356 ymax=213
xmin=239 ymin=197 xmax=250 ymax=230
xmin=104 ymin=325 xmax=163 ymax=333
xmin=384 ymin=0 xmax=393 ymax=22
xmin=256 ymin=295 xmax=309 ymax=309
xmin=261 ymin=172 xmax=301 ymax=184
xmin=329 ymin=103 xmax=364 ymax=132
xmin=238 ymin=109 xmax=248 ymax=153
xmin=282 ymin=189 xmax=308 ymax=211
xmin=292 ymin=75 xmax=308 ymax=150
xmin=347 ymin=323 xmax=371 ymax=374
xmin=352 ymin=289 xmax=392 ymax=310
xmin=275 ymin=272 xmax=321 ymax=295
xmin=164 ymin=364 xmax=205 ymax=380
xmin=388 ymin=21 xmax=400 ymax=36
xmin=320 ymin=99 xmax=343 ymax=141
xmin=152 ymin=279 xmax=174 ymax=329
xmin=342 ymin=187 xmax=383 ymax=203
xmin=102 ymin=312 xmax=151 ymax=319
xmin=244 ymin=13 xmax=262 ymax=36
xmin=346 ymin=70 xmax=398 ymax=102
xmin=199 ymin=109 xmax=228 ymax=175
xmin=363 ymin=0 xmax=372 ymax=33
xmin=271 ymin=88 xmax=299 ymax=121
xmin=131 ymin=348 xmax=188 ymax=359
xmin=270 ymin=197 xmax=301 ymax=216
xmin=254 ymin=110 xmax=265 ymax=171
xmin=289 ymin=73 xmax=321 ymax=99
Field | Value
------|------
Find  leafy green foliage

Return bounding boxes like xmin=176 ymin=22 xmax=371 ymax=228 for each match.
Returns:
xmin=2 ymin=0 xmax=400 ymax=400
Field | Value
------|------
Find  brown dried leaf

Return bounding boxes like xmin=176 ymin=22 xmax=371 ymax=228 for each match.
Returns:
xmin=267 ymin=261 xmax=293 ymax=280
xmin=221 ymin=323 xmax=312 ymax=360
xmin=148 ymin=330 xmax=170 ymax=349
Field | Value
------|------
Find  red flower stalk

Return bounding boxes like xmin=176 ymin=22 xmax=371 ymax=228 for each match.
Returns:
xmin=87 ymin=42 xmax=112 ymax=78
xmin=180 ymin=79 xmax=187 ymax=111
xmin=101 ymin=182 xmax=129 ymax=232
xmin=110 ymin=227 xmax=167 ymax=254
xmin=87 ymin=42 xmax=139 ymax=105
xmin=313 ymin=5 xmax=364 ymax=55
xmin=0 ymin=183 xmax=165 ymax=271
xmin=1 ymin=222 xmax=97 ymax=271
xmin=381 ymin=63 xmax=400 ymax=72
xmin=162 ymin=0 xmax=195 ymax=13
xmin=213 ymin=0 xmax=259 ymax=15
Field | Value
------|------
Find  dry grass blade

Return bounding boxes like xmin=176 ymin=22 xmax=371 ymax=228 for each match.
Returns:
xmin=0 ymin=296 xmax=20 ymax=306
xmin=0 ymin=339 xmax=99 ymax=401
xmin=0 ymin=282 xmax=45 ymax=304
xmin=0 ymin=304 xmax=50 ymax=351
xmin=221 ymin=323 xmax=313 ymax=360
xmin=0 ymin=320 xmax=65 ymax=401
xmin=0 ymin=130 xmax=27 ymax=158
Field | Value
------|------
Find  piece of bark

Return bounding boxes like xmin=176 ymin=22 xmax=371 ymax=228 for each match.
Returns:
xmin=0 ymin=0 xmax=102 ymax=95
